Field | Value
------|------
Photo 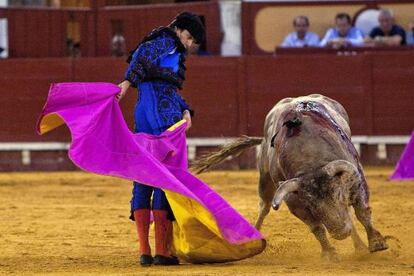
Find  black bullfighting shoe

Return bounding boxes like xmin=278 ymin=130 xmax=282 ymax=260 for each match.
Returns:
xmin=140 ymin=254 xmax=154 ymax=266
xmin=153 ymin=255 xmax=180 ymax=266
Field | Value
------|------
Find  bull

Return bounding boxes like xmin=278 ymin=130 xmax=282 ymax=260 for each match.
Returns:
xmin=192 ymin=94 xmax=388 ymax=260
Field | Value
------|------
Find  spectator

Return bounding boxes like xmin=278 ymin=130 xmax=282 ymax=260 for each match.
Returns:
xmin=365 ymin=9 xmax=406 ymax=46
xmin=72 ymin=42 xmax=81 ymax=58
xmin=280 ymin=16 xmax=320 ymax=47
xmin=111 ymin=33 xmax=126 ymax=57
xmin=0 ymin=18 xmax=7 ymax=58
xmin=320 ymin=13 xmax=364 ymax=48
xmin=66 ymin=38 xmax=81 ymax=58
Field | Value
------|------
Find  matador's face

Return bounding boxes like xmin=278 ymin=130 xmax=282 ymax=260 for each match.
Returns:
xmin=176 ymin=28 xmax=197 ymax=53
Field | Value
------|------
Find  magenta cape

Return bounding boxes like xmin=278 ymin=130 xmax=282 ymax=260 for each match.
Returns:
xmin=391 ymin=131 xmax=414 ymax=180
xmin=36 ymin=82 xmax=265 ymax=263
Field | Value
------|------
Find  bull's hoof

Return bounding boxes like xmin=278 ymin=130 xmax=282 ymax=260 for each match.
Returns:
xmin=321 ymin=248 xmax=341 ymax=262
xmin=272 ymin=203 xmax=280 ymax=210
xmin=369 ymin=236 xmax=389 ymax=253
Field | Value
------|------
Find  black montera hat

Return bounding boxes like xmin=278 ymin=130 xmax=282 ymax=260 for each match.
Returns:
xmin=170 ymin=12 xmax=205 ymax=44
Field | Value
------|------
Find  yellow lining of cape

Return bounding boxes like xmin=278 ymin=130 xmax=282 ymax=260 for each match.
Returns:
xmin=167 ymin=119 xmax=186 ymax=131
xmin=39 ymin=113 xmax=65 ymax=134
xmin=164 ymin=120 xmax=265 ymax=263
xmin=165 ymin=190 xmax=265 ymax=263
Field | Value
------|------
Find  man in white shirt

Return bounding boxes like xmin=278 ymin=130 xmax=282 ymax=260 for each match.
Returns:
xmin=281 ymin=16 xmax=320 ymax=48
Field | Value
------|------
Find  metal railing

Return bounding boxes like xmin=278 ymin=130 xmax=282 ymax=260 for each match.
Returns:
xmin=0 ymin=135 xmax=409 ymax=166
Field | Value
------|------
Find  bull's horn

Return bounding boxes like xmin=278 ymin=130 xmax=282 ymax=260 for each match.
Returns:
xmin=323 ymin=160 xmax=358 ymax=177
xmin=272 ymin=178 xmax=299 ymax=210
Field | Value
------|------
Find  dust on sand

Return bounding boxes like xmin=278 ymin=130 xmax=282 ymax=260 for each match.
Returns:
xmin=0 ymin=168 xmax=413 ymax=275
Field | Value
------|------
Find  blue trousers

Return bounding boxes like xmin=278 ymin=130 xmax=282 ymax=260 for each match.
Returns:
xmin=130 ymin=181 xmax=175 ymax=221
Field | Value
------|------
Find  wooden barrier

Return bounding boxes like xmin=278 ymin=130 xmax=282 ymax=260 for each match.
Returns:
xmin=1 ymin=51 xmax=414 ymax=169
xmin=0 ymin=58 xmax=73 ymax=141
xmin=1 ymin=52 xmax=414 ymax=143
xmin=244 ymin=54 xmax=373 ymax=135
xmin=0 ymin=2 xmax=220 ymax=58
xmin=371 ymin=51 xmax=414 ymax=135
xmin=0 ymin=7 xmax=93 ymax=57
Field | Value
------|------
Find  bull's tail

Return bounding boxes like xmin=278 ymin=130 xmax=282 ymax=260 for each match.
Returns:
xmin=190 ymin=136 xmax=263 ymax=174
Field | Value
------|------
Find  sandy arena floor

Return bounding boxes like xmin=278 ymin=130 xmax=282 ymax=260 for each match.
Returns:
xmin=0 ymin=167 xmax=413 ymax=275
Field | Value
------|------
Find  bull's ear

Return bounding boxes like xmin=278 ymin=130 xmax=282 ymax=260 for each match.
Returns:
xmin=272 ymin=178 xmax=300 ymax=210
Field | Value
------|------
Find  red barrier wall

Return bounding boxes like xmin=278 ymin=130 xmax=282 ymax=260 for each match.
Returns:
xmin=183 ymin=57 xmax=242 ymax=137
xmin=371 ymin=52 xmax=414 ymax=135
xmin=244 ymin=54 xmax=373 ymax=135
xmin=1 ymin=52 xmax=414 ymax=144
xmin=0 ymin=58 xmax=73 ymax=142
xmin=0 ymin=8 xmax=93 ymax=57
xmin=0 ymin=2 xmax=220 ymax=58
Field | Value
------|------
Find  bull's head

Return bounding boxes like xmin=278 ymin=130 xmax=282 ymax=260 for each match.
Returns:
xmin=272 ymin=160 xmax=361 ymax=240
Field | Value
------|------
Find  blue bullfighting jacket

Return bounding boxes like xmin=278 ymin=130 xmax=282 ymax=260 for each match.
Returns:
xmin=125 ymin=27 xmax=192 ymax=135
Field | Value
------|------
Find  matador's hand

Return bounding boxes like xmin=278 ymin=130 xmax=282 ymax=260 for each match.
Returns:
xmin=116 ymin=80 xmax=131 ymax=101
xmin=182 ymin=110 xmax=192 ymax=131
